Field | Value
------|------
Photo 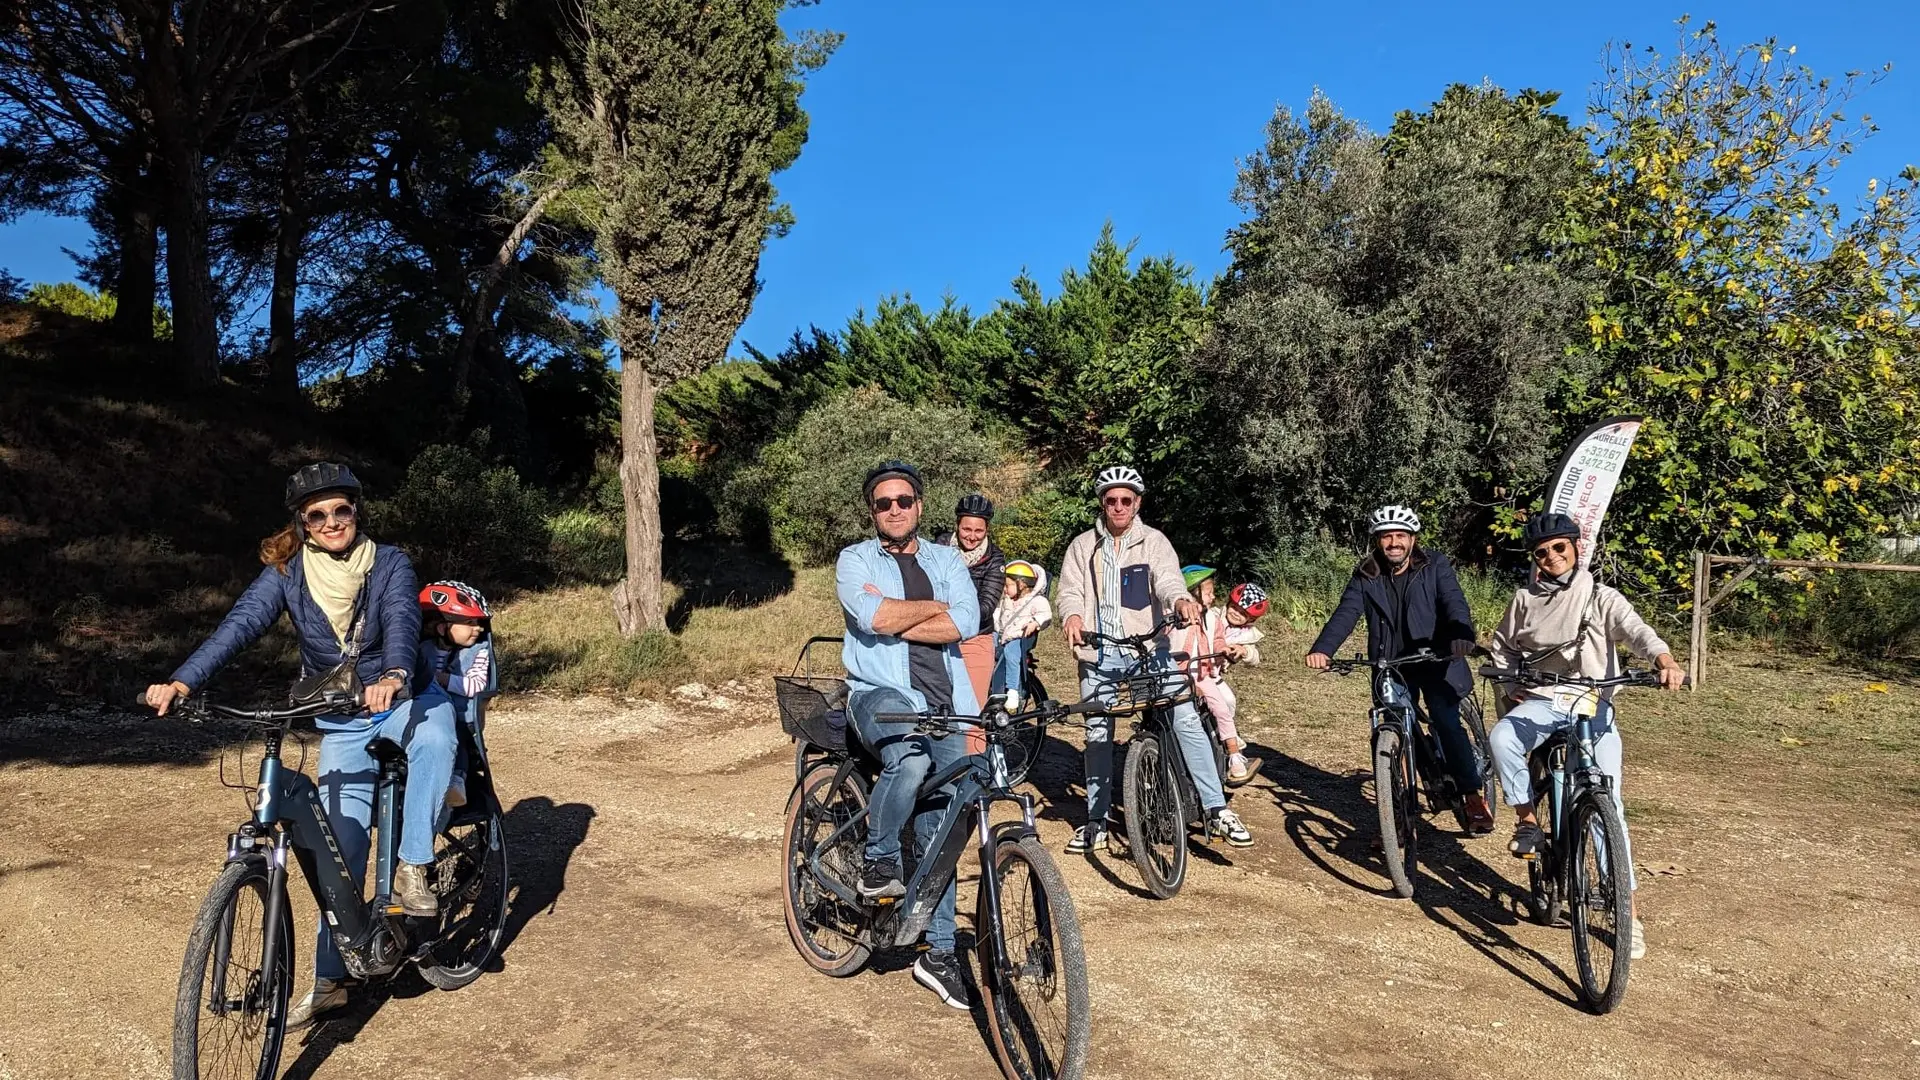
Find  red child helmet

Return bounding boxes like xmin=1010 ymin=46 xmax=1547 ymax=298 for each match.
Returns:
xmin=1228 ymin=582 xmax=1270 ymax=620
xmin=420 ymin=579 xmax=492 ymax=623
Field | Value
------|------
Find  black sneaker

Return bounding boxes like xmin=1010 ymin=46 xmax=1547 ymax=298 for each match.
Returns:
xmin=857 ymin=858 xmax=905 ymax=900
xmin=913 ymin=950 xmax=971 ymax=1010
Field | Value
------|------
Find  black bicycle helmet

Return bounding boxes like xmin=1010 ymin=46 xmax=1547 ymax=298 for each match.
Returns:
xmin=285 ymin=462 xmax=363 ymax=510
xmin=954 ymin=493 xmax=994 ymax=522
xmin=1523 ymin=511 xmax=1582 ymax=548
xmin=863 ymin=459 xmax=925 ymax=500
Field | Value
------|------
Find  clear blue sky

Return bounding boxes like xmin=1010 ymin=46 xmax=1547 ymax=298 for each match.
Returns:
xmin=3 ymin=2 xmax=1915 ymax=357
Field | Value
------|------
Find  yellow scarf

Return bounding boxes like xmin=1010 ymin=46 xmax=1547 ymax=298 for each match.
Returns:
xmin=302 ymin=536 xmax=376 ymax=646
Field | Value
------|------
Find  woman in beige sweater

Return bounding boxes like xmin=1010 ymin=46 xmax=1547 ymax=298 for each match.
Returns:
xmin=1486 ymin=513 xmax=1685 ymax=959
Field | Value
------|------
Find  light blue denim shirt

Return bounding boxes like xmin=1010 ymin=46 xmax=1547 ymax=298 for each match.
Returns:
xmin=836 ymin=536 xmax=981 ymax=715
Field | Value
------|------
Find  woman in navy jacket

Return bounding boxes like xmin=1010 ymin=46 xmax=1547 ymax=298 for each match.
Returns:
xmin=145 ymin=462 xmax=456 ymax=1028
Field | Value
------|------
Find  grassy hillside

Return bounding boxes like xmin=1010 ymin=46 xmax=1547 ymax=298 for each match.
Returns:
xmin=0 ymin=304 xmax=372 ymax=706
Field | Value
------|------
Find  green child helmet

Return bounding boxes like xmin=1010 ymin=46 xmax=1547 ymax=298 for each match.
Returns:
xmin=1182 ymin=564 xmax=1217 ymax=591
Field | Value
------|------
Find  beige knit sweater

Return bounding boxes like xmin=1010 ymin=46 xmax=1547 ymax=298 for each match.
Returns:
xmin=1489 ymin=569 xmax=1671 ymax=705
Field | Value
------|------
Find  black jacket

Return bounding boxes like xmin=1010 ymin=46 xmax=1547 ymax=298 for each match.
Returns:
xmin=935 ymin=531 xmax=1005 ymax=637
xmin=1309 ymin=546 xmax=1476 ymax=695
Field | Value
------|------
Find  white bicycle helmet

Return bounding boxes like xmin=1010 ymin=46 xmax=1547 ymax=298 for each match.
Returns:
xmin=1368 ymin=504 xmax=1422 ymax=535
xmin=1094 ymin=465 xmax=1146 ymax=497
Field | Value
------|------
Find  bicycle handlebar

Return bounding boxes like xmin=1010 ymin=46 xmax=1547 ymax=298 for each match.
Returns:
xmin=875 ymin=698 xmax=1103 ymax=739
xmin=142 ymin=693 xmax=358 ymax=725
xmin=1322 ymin=649 xmax=1443 ymax=675
xmin=1080 ymin=615 xmax=1189 ymax=654
xmin=1476 ymin=665 xmax=1668 ymax=690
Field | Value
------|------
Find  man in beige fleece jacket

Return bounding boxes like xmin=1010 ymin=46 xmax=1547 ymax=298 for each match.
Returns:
xmin=1486 ymin=512 xmax=1685 ymax=960
xmin=1056 ymin=465 xmax=1253 ymax=853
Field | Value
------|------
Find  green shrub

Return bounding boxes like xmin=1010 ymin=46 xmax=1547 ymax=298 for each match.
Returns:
xmin=992 ymin=486 xmax=1089 ymax=569
xmin=546 ymin=507 xmax=624 ymax=583
xmin=371 ymin=443 xmax=551 ymax=585
xmin=729 ymin=386 xmax=1012 ymax=565
xmin=22 ymin=281 xmax=173 ymax=338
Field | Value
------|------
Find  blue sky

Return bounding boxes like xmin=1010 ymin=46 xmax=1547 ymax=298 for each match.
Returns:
xmin=3 ymin=2 xmax=1915 ymax=357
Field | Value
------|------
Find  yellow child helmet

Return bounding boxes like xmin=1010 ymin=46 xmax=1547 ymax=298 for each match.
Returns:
xmin=1004 ymin=561 xmax=1039 ymax=581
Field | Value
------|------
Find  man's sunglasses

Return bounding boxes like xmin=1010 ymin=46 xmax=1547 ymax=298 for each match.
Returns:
xmin=871 ymin=494 xmax=919 ymax=513
xmin=1102 ymin=494 xmax=1137 ymax=508
xmin=302 ymin=504 xmax=358 ymax=528
xmin=1531 ymin=540 xmax=1574 ymax=561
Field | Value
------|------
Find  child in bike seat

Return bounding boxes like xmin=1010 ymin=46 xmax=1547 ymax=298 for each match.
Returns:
xmin=991 ymin=560 xmax=1052 ymax=710
xmin=1178 ymin=568 xmax=1271 ymax=786
xmin=416 ymin=580 xmax=500 ymax=808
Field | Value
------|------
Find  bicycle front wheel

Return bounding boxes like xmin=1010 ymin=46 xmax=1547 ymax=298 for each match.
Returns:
xmin=1122 ymin=733 xmax=1187 ymax=899
xmin=1569 ymin=795 xmax=1634 ymax=1012
xmin=419 ymin=805 xmax=511 ymax=990
xmin=977 ymin=835 xmax=1091 ymax=1080
xmin=172 ymin=857 xmax=293 ymax=1080
xmin=1001 ymin=717 xmax=1046 ymax=790
xmin=1374 ymin=730 xmax=1419 ymax=899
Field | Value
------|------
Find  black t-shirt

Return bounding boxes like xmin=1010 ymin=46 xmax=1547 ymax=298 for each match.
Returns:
xmin=893 ymin=551 xmax=954 ymax=712
xmin=1384 ymin=566 xmax=1415 ymax=659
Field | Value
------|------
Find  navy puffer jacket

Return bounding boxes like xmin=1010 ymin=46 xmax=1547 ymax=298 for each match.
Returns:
xmin=171 ymin=544 xmax=421 ymax=702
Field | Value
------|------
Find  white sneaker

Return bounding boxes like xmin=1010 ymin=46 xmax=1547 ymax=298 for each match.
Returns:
xmin=287 ymin=978 xmax=348 ymax=1030
xmin=1630 ymin=918 xmax=1647 ymax=960
xmin=1209 ymin=807 xmax=1253 ymax=847
xmin=1005 ymin=691 xmax=1023 ymax=712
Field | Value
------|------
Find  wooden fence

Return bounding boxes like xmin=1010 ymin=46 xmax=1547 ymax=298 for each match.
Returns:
xmin=1687 ymin=552 xmax=1920 ymax=686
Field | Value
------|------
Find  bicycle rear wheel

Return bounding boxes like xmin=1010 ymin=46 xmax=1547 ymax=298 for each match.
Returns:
xmin=781 ymin=764 xmax=874 ymax=976
xmin=1569 ymin=795 xmax=1634 ymax=1013
xmin=172 ymin=857 xmax=292 ymax=1080
xmin=1373 ymin=729 xmax=1419 ymax=899
xmin=1121 ymin=732 xmax=1187 ymax=899
xmin=977 ymin=835 xmax=1091 ymax=1080
xmin=418 ymin=805 xmax=510 ymax=990
xmin=1450 ymin=697 xmax=1500 ymax=834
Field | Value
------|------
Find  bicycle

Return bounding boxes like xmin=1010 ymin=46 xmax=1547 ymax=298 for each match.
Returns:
xmin=775 ymin=670 xmax=1096 ymax=1080
xmin=781 ymin=635 xmax=1052 ymax=790
xmin=1478 ymin=663 xmax=1661 ymax=1014
xmin=1079 ymin=621 xmax=1230 ymax=901
xmin=165 ymin=691 xmax=509 ymax=1080
xmin=1321 ymin=650 xmax=1498 ymax=899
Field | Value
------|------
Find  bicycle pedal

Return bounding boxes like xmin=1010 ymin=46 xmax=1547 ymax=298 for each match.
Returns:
xmin=384 ymin=904 xmax=408 ymax=916
xmin=872 ymin=896 xmax=897 ymax=906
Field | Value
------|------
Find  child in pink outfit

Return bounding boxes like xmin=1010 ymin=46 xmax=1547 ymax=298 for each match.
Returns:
xmin=1176 ymin=569 xmax=1270 ymax=786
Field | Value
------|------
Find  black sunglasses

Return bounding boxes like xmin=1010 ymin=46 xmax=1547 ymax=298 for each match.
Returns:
xmin=1102 ymin=494 xmax=1137 ymax=508
xmin=302 ymin=503 xmax=358 ymax=528
xmin=871 ymin=494 xmax=919 ymax=513
xmin=1532 ymin=540 xmax=1574 ymax=561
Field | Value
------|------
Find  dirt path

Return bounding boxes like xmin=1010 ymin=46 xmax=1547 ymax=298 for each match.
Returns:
xmin=3 ymin=672 xmax=1917 ymax=1080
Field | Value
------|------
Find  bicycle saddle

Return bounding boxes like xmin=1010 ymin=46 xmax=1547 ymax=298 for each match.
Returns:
xmin=364 ymin=736 xmax=408 ymax=764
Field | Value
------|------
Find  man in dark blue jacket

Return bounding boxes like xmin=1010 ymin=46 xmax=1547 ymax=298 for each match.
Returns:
xmin=1306 ymin=504 xmax=1494 ymax=833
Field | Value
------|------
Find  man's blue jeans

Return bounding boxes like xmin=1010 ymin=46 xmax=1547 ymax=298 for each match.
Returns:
xmin=847 ymin=687 xmax=962 ymax=953
xmin=1079 ymin=650 xmax=1227 ymax=828
xmin=313 ymin=688 xmax=457 ymax=980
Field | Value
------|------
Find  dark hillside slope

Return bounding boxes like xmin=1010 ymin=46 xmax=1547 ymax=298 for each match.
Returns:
xmin=0 ymin=304 xmax=383 ymax=708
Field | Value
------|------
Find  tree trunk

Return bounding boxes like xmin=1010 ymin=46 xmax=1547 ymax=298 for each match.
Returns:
xmin=452 ymin=179 xmax=568 ymax=410
xmin=265 ymin=88 xmax=308 ymax=397
xmin=110 ymin=177 xmax=158 ymax=345
xmin=162 ymin=153 xmax=221 ymax=387
xmin=617 ymin=351 xmax=666 ymax=635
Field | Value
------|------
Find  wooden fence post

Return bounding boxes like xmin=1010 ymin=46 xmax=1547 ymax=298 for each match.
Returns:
xmin=1689 ymin=550 xmax=1709 ymax=689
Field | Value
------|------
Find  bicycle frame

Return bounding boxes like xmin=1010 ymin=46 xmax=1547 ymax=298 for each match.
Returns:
xmin=805 ymin=727 xmax=1040 ymax=975
xmin=230 ymin=723 xmax=416 ymax=987
xmin=1537 ymin=705 xmax=1615 ymax=884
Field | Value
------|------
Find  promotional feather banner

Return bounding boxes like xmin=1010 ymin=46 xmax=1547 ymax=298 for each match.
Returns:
xmin=1546 ymin=416 xmax=1645 ymax=572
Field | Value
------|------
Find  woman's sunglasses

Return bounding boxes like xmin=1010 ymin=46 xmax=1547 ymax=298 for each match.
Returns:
xmin=871 ymin=494 xmax=918 ymax=513
xmin=1103 ymin=494 xmax=1137 ymax=508
xmin=1532 ymin=540 xmax=1573 ymax=561
xmin=302 ymin=504 xmax=358 ymax=529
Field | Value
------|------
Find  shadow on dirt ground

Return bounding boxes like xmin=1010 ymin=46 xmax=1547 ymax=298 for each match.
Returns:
xmin=279 ymin=794 xmax=597 ymax=1080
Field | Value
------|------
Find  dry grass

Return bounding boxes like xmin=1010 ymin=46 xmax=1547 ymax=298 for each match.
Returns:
xmin=499 ymin=563 xmax=843 ymax=694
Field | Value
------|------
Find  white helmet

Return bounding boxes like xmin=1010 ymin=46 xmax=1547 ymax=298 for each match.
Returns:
xmin=1095 ymin=465 xmax=1145 ymax=497
xmin=1368 ymin=504 xmax=1422 ymax=535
